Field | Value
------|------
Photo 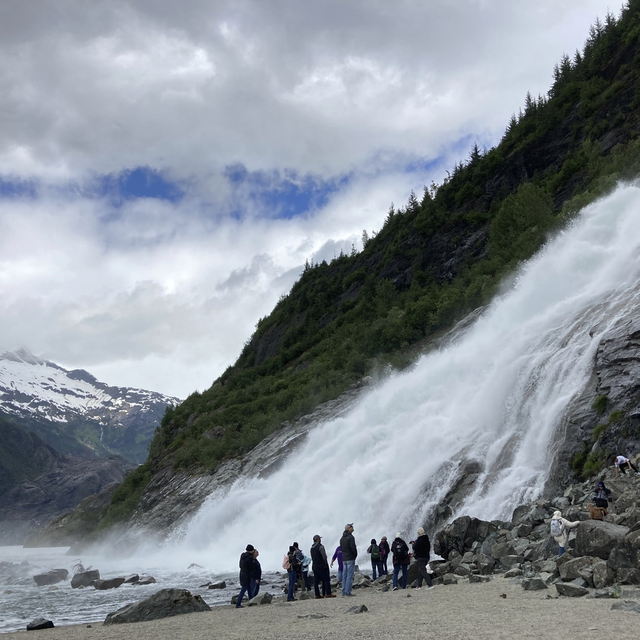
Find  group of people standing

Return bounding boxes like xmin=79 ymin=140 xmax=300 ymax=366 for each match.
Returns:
xmin=236 ymin=522 xmax=434 ymax=607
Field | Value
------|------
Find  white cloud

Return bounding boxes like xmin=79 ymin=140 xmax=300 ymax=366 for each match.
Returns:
xmin=0 ymin=0 xmax=615 ymax=396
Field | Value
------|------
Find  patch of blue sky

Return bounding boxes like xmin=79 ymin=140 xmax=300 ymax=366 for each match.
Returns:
xmin=224 ymin=164 xmax=351 ymax=220
xmin=94 ymin=167 xmax=185 ymax=205
xmin=0 ymin=176 xmax=38 ymax=199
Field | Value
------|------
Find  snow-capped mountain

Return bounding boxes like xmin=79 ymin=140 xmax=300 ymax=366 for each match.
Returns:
xmin=0 ymin=349 xmax=181 ymax=463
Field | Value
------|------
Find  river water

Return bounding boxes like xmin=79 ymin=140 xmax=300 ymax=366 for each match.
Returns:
xmin=0 ymin=546 xmax=256 ymax=633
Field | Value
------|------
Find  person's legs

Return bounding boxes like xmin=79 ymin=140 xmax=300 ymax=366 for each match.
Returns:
xmin=342 ymin=560 xmax=355 ymax=595
xmin=401 ymin=564 xmax=408 ymax=589
xmin=416 ymin=558 xmax=427 ymax=588
xmin=558 ymin=546 xmax=565 ymax=557
xmin=314 ymin=571 xmax=322 ymax=597
xmin=236 ymin=584 xmax=248 ymax=608
xmin=287 ymin=570 xmax=296 ymax=600
xmin=321 ymin=568 xmax=332 ymax=596
xmin=382 ymin=558 xmax=388 ymax=574
xmin=393 ymin=563 xmax=401 ymax=589
xmin=371 ymin=561 xmax=377 ymax=581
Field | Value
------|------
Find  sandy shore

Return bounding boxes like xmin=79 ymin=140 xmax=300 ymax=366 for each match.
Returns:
xmin=9 ymin=577 xmax=640 ymax=639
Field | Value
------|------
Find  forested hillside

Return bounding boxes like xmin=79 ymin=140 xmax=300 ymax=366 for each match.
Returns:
xmin=104 ymin=3 xmax=640 ymax=527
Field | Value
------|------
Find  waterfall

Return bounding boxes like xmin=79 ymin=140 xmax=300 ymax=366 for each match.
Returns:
xmin=173 ymin=185 xmax=640 ymax=572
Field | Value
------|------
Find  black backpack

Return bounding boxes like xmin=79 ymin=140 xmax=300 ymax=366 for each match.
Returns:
xmin=370 ymin=544 xmax=381 ymax=560
xmin=393 ymin=540 xmax=407 ymax=560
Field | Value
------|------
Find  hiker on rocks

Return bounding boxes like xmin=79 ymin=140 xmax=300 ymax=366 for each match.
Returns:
xmin=379 ymin=536 xmax=390 ymax=575
xmin=283 ymin=545 xmax=298 ymax=601
xmin=411 ymin=527 xmax=434 ymax=590
xmin=340 ymin=523 xmax=357 ymax=596
xmin=236 ymin=544 xmax=255 ymax=608
xmin=367 ymin=538 xmax=383 ymax=580
xmin=249 ymin=548 xmax=261 ymax=599
xmin=550 ymin=510 xmax=580 ymax=556
xmin=593 ymin=480 xmax=612 ymax=509
xmin=310 ymin=534 xmax=335 ymax=599
xmin=391 ymin=532 xmax=411 ymax=590
xmin=330 ymin=544 xmax=343 ymax=582
xmin=614 ymin=455 xmax=639 ymax=477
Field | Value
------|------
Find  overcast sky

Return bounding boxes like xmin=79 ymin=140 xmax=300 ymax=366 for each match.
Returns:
xmin=0 ymin=0 xmax=615 ymax=398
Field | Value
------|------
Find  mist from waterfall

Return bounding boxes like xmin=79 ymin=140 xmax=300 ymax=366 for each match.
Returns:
xmin=170 ymin=185 xmax=640 ymax=572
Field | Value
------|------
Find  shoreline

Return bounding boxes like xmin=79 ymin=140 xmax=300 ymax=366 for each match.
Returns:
xmin=5 ymin=577 xmax=640 ymax=639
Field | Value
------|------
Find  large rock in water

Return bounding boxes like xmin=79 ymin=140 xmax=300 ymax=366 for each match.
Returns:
xmin=33 ymin=569 xmax=68 ymax=586
xmin=574 ymin=521 xmax=629 ymax=560
xmin=71 ymin=569 xmax=100 ymax=588
xmin=103 ymin=588 xmax=211 ymax=625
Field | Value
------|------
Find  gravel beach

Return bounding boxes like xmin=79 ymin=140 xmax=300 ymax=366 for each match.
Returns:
xmin=8 ymin=577 xmax=640 ymax=640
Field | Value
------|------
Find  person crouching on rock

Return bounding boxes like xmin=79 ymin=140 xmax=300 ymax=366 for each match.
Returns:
xmin=593 ymin=480 xmax=612 ymax=509
xmin=550 ymin=511 xmax=579 ymax=557
xmin=236 ymin=544 xmax=255 ymax=608
xmin=614 ymin=455 xmax=639 ymax=477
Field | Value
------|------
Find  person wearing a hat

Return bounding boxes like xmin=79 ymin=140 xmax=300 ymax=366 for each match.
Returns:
xmin=550 ymin=511 xmax=580 ymax=556
xmin=236 ymin=544 xmax=255 ymax=608
xmin=379 ymin=536 xmax=390 ymax=575
xmin=391 ymin=532 xmax=410 ymax=590
xmin=411 ymin=527 xmax=434 ymax=590
xmin=310 ymin=534 xmax=335 ymax=599
xmin=593 ymin=480 xmax=612 ymax=509
xmin=340 ymin=523 xmax=357 ymax=596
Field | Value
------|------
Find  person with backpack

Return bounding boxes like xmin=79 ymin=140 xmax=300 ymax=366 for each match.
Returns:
xmin=411 ymin=527 xmax=434 ymax=590
xmin=391 ymin=532 xmax=411 ymax=590
xmin=292 ymin=542 xmax=305 ymax=586
xmin=340 ymin=523 xmax=357 ymax=596
xmin=379 ymin=536 xmax=390 ymax=575
xmin=550 ymin=510 xmax=580 ymax=556
xmin=236 ymin=544 xmax=255 ymax=608
xmin=367 ymin=538 xmax=383 ymax=580
xmin=283 ymin=545 xmax=299 ymax=601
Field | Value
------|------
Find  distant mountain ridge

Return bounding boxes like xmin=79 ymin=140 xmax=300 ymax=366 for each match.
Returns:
xmin=0 ymin=349 xmax=181 ymax=464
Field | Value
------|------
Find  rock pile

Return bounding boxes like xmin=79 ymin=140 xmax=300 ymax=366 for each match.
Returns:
xmin=430 ymin=471 xmax=640 ymax=596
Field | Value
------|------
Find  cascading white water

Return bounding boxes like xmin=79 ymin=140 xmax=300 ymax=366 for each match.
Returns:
xmin=173 ymin=185 xmax=640 ymax=572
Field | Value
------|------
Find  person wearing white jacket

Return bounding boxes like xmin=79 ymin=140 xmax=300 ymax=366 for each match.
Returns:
xmin=550 ymin=510 xmax=580 ymax=556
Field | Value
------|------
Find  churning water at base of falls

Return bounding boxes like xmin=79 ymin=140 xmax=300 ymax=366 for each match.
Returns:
xmin=169 ymin=184 xmax=640 ymax=574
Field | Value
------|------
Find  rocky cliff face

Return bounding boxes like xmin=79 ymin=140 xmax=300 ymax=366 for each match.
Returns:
xmin=0 ymin=418 xmax=134 ymax=544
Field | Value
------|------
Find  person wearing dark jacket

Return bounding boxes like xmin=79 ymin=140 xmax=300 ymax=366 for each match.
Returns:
xmin=340 ymin=523 xmax=357 ymax=596
xmin=391 ymin=533 xmax=410 ymax=590
xmin=236 ymin=544 xmax=255 ymax=608
xmin=593 ymin=480 xmax=612 ymax=508
xmin=249 ymin=548 xmax=262 ymax=599
xmin=310 ymin=534 xmax=335 ymax=598
xmin=379 ymin=536 xmax=390 ymax=575
xmin=411 ymin=528 xmax=433 ymax=590
xmin=367 ymin=538 xmax=383 ymax=580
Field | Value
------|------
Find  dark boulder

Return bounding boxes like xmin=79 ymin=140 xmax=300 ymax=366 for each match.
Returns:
xmin=574 ymin=521 xmax=629 ymax=560
xmin=434 ymin=516 xmax=496 ymax=559
xmin=104 ymin=588 xmax=211 ymax=625
xmin=555 ymin=583 xmax=588 ymax=597
xmin=33 ymin=569 xmax=68 ymax=587
xmin=94 ymin=577 xmax=125 ymax=590
xmin=26 ymin=618 xmax=54 ymax=630
xmin=207 ymin=580 xmax=226 ymax=589
xmin=71 ymin=569 xmax=100 ymax=588
xmin=134 ymin=575 xmax=156 ymax=585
